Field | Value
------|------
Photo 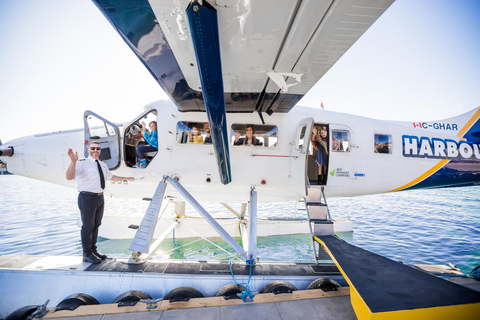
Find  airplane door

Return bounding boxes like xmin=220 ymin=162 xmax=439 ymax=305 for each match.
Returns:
xmin=83 ymin=110 xmax=121 ymax=170
xmin=290 ymin=117 xmax=314 ymax=195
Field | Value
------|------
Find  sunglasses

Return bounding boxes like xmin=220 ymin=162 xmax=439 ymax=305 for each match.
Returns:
xmin=89 ymin=147 xmax=101 ymax=150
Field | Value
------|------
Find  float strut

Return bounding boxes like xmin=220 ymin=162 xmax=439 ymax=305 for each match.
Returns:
xmin=128 ymin=176 xmax=168 ymax=264
xmin=248 ymin=186 xmax=257 ymax=262
xmin=166 ymin=176 xmax=247 ymax=260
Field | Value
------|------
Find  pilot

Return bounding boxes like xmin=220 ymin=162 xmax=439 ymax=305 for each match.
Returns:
xmin=66 ymin=142 xmax=134 ymax=263
xmin=134 ymin=121 xmax=158 ymax=168
xmin=234 ymin=124 xmax=262 ymax=146
xmin=188 ymin=126 xmax=204 ymax=144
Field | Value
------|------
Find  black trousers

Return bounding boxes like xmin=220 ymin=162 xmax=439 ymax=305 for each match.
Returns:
xmin=78 ymin=192 xmax=104 ymax=255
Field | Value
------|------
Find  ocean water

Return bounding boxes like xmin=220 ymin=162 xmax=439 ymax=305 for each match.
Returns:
xmin=0 ymin=174 xmax=479 ymax=275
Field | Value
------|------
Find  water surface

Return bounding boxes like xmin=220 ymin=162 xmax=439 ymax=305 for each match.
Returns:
xmin=0 ymin=174 xmax=478 ymax=275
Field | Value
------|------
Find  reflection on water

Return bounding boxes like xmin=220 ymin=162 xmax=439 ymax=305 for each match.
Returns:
xmin=0 ymin=175 xmax=479 ymax=275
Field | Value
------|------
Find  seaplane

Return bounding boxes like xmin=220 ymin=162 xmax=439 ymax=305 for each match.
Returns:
xmin=1 ymin=0 xmax=480 ymax=318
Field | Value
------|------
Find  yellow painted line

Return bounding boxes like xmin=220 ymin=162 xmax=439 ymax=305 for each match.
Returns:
xmin=389 ymin=107 xmax=480 ymax=192
xmin=456 ymin=107 xmax=480 ymax=138
xmin=370 ymin=303 xmax=480 ymax=320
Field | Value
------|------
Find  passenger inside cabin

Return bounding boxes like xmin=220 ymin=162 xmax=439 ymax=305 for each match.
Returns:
xmin=188 ymin=126 xmax=203 ymax=144
xmin=203 ymin=122 xmax=212 ymax=144
xmin=234 ymin=124 xmax=263 ymax=146
xmin=311 ymin=126 xmax=328 ymax=184
xmin=134 ymin=121 xmax=158 ymax=168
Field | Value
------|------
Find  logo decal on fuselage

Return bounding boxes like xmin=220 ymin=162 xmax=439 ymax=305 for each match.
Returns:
xmin=402 ymin=135 xmax=480 ymax=160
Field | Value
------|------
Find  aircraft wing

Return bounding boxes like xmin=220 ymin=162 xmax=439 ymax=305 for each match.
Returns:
xmin=93 ymin=0 xmax=394 ymax=114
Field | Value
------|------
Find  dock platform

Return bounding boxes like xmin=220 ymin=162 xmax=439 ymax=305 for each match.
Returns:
xmin=42 ymin=288 xmax=355 ymax=319
xmin=2 ymin=244 xmax=479 ymax=319
xmin=315 ymin=235 xmax=480 ymax=319
xmin=0 ymin=255 xmax=344 ymax=319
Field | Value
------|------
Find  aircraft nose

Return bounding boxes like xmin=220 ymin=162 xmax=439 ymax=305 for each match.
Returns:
xmin=0 ymin=146 xmax=14 ymax=157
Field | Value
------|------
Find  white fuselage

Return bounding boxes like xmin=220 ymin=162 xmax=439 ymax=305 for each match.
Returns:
xmin=2 ymin=101 xmax=479 ymax=203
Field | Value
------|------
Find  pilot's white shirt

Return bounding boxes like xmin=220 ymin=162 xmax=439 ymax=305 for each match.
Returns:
xmin=74 ymin=157 xmax=113 ymax=193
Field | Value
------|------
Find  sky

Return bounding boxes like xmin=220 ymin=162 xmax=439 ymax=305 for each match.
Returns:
xmin=0 ymin=0 xmax=479 ymax=143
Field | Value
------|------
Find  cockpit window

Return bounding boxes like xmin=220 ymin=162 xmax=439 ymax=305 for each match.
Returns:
xmin=332 ymin=130 xmax=350 ymax=152
xmin=231 ymin=124 xmax=278 ymax=147
xmin=374 ymin=134 xmax=392 ymax=154
xmin=176 ymin=122 xmax=212 ymax=144
xmin=86 ymin=116 xmax=116 ymax=139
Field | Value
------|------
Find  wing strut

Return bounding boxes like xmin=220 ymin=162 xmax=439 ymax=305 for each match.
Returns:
xmin=186 ymin=1 xmax=231 ymax=184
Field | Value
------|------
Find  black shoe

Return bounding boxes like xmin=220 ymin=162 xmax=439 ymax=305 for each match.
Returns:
xmin=83 ymin=253 xmax=101 ymax=263
xmin=93 ymin=250 xmax=107 ymax=260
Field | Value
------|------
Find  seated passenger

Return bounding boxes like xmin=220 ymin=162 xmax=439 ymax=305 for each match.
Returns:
xmin=188 ymin=126 xmax=204 ymax=144
xmin=203 ymin=122 xmax=212 ymax=144
xmin=234 ymin=125 xmax=262 ymax=146
xmin=134 ymin=121 xmax=158 ymax=168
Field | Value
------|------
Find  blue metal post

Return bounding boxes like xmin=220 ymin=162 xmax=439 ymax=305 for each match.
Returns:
xmin=186 ymin=1 xmax=231 ymax=184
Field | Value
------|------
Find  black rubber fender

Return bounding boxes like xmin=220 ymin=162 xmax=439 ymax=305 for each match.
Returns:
xmin=112 ymin=290 xmax=152 ymax=303
xmin=307 ymin=277 xmax=341 ymax=292
xmin=55 ymin=293 xmax=99 ymax=311
xmin=164 ymin=286 xmax=204 ymax=302
xmin=6 ymin=305 xmax=39 ymax=320
xmin=260 ymin=280 xmax=298 ymax=294
xmin=213 ymin=284 xmax=245 ymax=299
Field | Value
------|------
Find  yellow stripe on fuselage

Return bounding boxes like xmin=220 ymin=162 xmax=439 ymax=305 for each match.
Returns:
xmin=388 ymin=159 xmax=449 ymax=192
xmin=457 ymin=107 xmax=480 ymax=139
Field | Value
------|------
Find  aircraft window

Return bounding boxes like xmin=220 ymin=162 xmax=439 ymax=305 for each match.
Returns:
xmin=374 ymin=134 xmax=392 ymax=154
xmin=231 ymin=124 xmax=278 ymax=147
xmin=87 ymin=116 xmax=116 ymax=138
xmin=332 ymin=130 xmax=350 ymax=152
xmin=124 ymin=110 xmax=158 ymax=168
xmin=176 ymin=121 xmax=212 ymax=144
xmin=296 ymin=126 xmax=307 ymax=150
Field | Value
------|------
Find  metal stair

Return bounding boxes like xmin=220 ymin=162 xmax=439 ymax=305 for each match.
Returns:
xmin=305 ymin=187 xmax=333 ymax=263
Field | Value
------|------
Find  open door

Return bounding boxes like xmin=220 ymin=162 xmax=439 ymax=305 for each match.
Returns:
xmin=83 ymin=110 xmax=121 ymax=170
xmin=290 ymin=117 xmax=314 ymax=196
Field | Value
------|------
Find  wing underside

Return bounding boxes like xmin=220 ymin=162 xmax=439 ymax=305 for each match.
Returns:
xmin=93 ymin=0 xmax=394 ymax=114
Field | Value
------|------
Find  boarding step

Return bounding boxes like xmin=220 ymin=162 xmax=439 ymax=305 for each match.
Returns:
xmin=307 ymin=204 xmax=329 ymax=221
xmin=305 ymin=186 xmax=333 ymax=263
xmin=306 ymin=187 xmax=324 ymax=203
xmin=313 ymin=221 xmax=334 ymax=236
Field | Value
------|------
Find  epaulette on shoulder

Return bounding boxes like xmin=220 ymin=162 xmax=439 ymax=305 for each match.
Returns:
xmin=79 ymin=159 xmax=86 ymax=161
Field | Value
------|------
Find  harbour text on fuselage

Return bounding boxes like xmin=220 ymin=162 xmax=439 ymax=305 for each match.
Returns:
xmin=403 ymin=135 xmax=480 ymax=160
